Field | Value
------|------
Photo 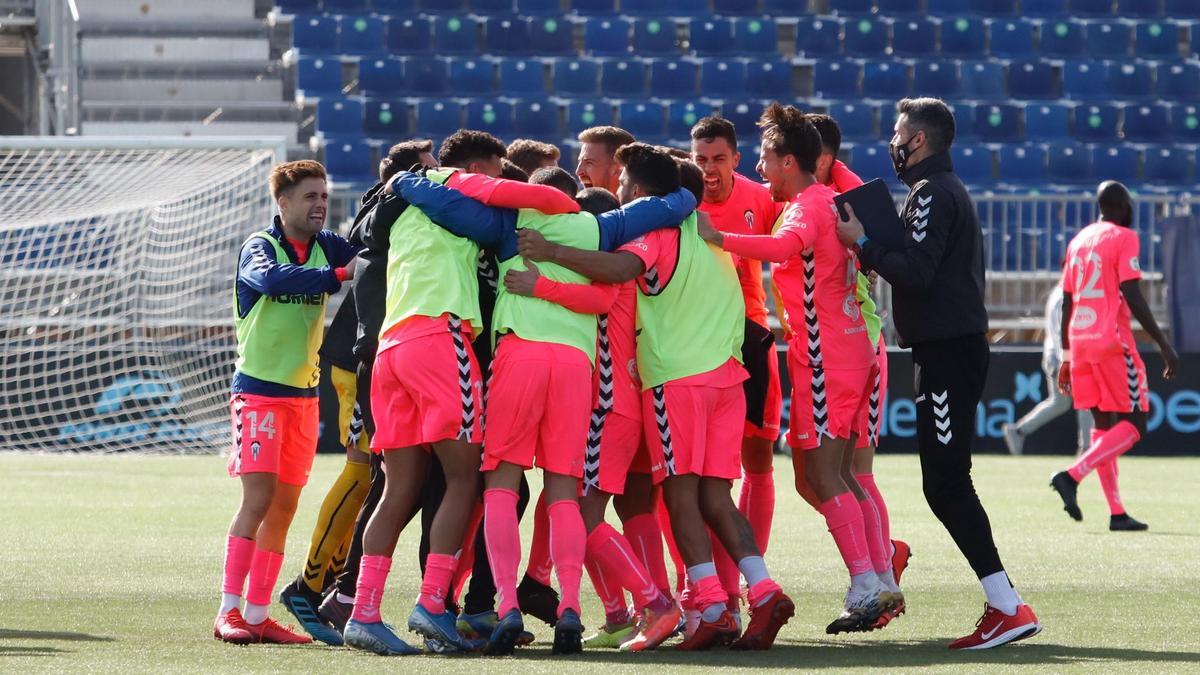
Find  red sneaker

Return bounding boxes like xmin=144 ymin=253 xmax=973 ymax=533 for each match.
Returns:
xmin=248 ymin=617 xmax=315 ymax=645
xmin=214 ymin=608 xmax=254 ymax=645
xmin=731 ymin=591 xmax=794 ymax=650
xmin=949 ymin=604 xmax=1040 ymax=650
xmin=891 ymin=540 xmax=912 ymax=585
xmin=620 ymin=602 xmax=682 ymax=652
xmin=871 ymin=592 xmax=906 ymax=630
xmin=674 ymin=610 xmax=738 ymax=651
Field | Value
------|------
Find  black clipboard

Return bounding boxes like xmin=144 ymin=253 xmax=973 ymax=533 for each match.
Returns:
xmin=834 ymin=178 xmax=906 ymax=251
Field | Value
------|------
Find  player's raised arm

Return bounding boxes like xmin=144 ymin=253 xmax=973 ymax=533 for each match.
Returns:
xmin=502 ymin=259 xmax=620 ymax=315
xmin=518 ymin=228 xmax=645 ymax=284
xmin=594 ymin=187 xmax=696 ymax=250
xmin=237 ymin=236 xmax=344 ymax=297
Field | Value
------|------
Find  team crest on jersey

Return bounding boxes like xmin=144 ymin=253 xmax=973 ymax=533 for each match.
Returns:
xmin=743 ymin=209 xmax=755 ymax=232
xmin=1073 ymin=306 xmax=1098 ymax=330
xmin=627 ymin=359 xmax=640 ymax=386
xmin=1129 ymin=256 xmax=1140 ymax=272
xmin=250 ymin=441 xmax=261 ymax=461
xmin=842 ymin=294 xmax=861 ymax=321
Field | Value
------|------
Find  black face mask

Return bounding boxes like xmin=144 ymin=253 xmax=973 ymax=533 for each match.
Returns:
xmin=889 ymin=134 xmax=919 ymax=178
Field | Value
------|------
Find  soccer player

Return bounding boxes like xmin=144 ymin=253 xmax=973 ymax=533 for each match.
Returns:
xmin=836 ymin=97 xmax=1040 ymax=649
xmin=696 ymin=104 xmax=888 ymax=634
xmin=1050 ymin=181 xmax=1179 ymax=530
xmin=517 ymin=143 xmax=794 ymax=652
xmin=215 ymin=160 xmax=358 ymax=645
xmin=506 ymin=139 xmax=561 ymax=177
xmin=690 ymin=116 xmax=783 ymax=624
xmin=577 ymin=126 xmax=635 ymax=192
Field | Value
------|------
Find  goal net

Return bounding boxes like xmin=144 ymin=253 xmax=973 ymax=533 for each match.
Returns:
xmin=0 ymin=138 xmax=284 ymax=453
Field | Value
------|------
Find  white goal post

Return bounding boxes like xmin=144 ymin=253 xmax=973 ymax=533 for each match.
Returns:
xmin=0 ymin=136 xmax=287 ymax=452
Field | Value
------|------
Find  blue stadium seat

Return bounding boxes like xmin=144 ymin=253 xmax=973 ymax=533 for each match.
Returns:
xmin=795 ymin=16 xmax=842 ymax=57
xmin=324 ymin=141 xmax=373 ymax=183
xmin=731 ymin=18 xmax=779 ymax=56
xmin=499 ymin=58 xmax=547 ymax=96
xmin=1074 ymin=104 xmax=1120 ymax=141
xmin=1091 ymin=145 xmax=1139 ymax=183
xmin=998 ymin=144 xmax=1048 ymax=184
xmin=373 ymin=0 xmax=415 ymax=10
xmin=863 ymin=62 xmax=909 ymax=97
xmin=1071 ymin=0 xmax=1117 ymax=15
xmin=1166 ymin=0 xmax=1200 ymax=18
xmin=386 ymin=16 xmax=433 ymax=54
xmin=718 ymin=102 xmax=761 ymax=140
xmin=600 ymin=58 xmax=646 ymax=97
xmin=941 ymin=17 xmax=986 ymax=57
xmin=950 ymin=102 xmax=975 ymax=140
xmin=1123 ymin=104 xmax=1171 ymax=142
xmin=403 ymin=57 xmax=451 ymax=95
xmin=850 ymin=145 xmax=898 ymax=185
xmin=449 ymin=58 xmax=495 ymax=95
xmin=276 ymin=0 xmax=319 ymax=12
xmin=1008 ymin=60 xmax=1057 ymax=99
xmin=1025 ymin=103 xmax=1071 ymax=139
xmin=570 ymin=0 xmax=617 ymax=14
xmin=649 ymin=59 xmax=699 ymax=98
xmin=959 ymin=61 xmax=1006 ymax=99
xmin=1145 ymin=146 xmax=1190 ymax=183
xmin=364 ymin=99 xmax=408 ymax=139
xmin=990 ymin=19 xmax=1035 ymax=57
xmin=891 ymin=18 xmax=938 ymax=57
xmin=586 ymin=18 xmax=631 ymax=56
xmin=358 ymin=58 xmax=406 ymax=96
xmin=623 ymin=0 xmax=707 ymax=15
xmin=912 ymin=60 xmax=960 ymax=96
xmin=554 ymin=59 xmax=600 ymax=97
xmin=828 ymin=101 xmax=875 ymax=140
xmin=715 ymin=0 xmax=762 ymax=14
xmin=317 ymin=98 xmax=363 ymax=139
xmin=814 ymin=60 xmax=861 ymax=98
xmin=512 ymin=100 xmax=560 ymax=137
xmin=952 ymin=144 xmax=993 ymax=184
xmin=829 ymin=0 xmax=874 ymax=13
xmin=1172 ymin=104 xmax=1200 ymax=142
xmin=1110 ymin=62 xmax=1155 ymax=99
xmin=667 ymin=99 xmax=711 ymax=139
xmin=1134 ymin=21 xmax=1180 ymax=58
xmin=466 ymin=100 xmax=514 ymax=137
xmin=433 ymin=16 xmax=480 ymax=54
xmin=1040 ymin=19 xmax=1085 ymax=56
xmin=701 ymin=60 xmax=749 ymax=98
xmin=746 ymin=59 xmax=791 ymax=99
xmin=517 ymin=0 xmax=561 ymax=13
xmin=417 ymin=0 xmax=465 ymax=11
xmin=619 ymin=101 xmax=667 ymax=140
xmin=1086 ymin=21 xmax=1131 ymax=57
xmin=485 ymin=17 xmax=529 ymax=54
xmin=1022 ymin=0 xmax=1067 ymax=15
xmin=1047 ymin=142 xmax=1091 ymax=183
xmin=472 ymin=0 xmax=515 ymax=13
xmin=338 ymin=16 xmax=386 ymax=57
xmin=975 ymin=0 xmax=1019 ymax=14
xmin=844 ymin=18 xmax=890 ymax=56
xmin=878 ymin=0 xmax=922 ymax=12
xmin=414 ymin=100 xmax=463 ymax=136
xmin=293 ymin=15 xmax=338 ymax=54
xmin=528 ymin=17 xmax=574 ymax=55
xmin=973 ymin=104 xmax=1021 ymax=141
xmin=736 ymin=149 xmax=760 ymax=179
xmin=691 ymin=19 xmax=734 ymax=56
xmin=567 ymin=99 xmax=615 ymax=131
xmin=633 ymin=18 xmax=677 ymax=55
xmin=297 ymin=57 xmax=342 ymax=97
xmin=1160 ymin=62 xmax=1200 ymax=100
xmin=1062 ymin=60 xmax=1108 ymax=99
xmin=1119 ymin=0 xmax=1165 ymax=16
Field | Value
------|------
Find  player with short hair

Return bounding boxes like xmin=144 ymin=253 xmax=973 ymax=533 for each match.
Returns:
xmin=214 ymin=160 xmax=358 ymax=645
xmin=577 ymin=126 xmax=636 ymax=192
xmin=506 ymin=139 xmax=561 ymax=177
xmin=518 ymin=142 xmax=794 ymax=652
xmin=501 ymin=159 xmax=530 ymax=182
xmin=1050 ymin=181 xmax=1179 ymax=530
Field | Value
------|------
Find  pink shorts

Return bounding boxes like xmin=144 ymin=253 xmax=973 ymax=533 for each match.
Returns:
xmin=856 ymin=338 xmax=889 ymax=449
xmin=584 ymin=410 xmax=658 ymax=496
xmin=643 ymin=381 xmax=744 ymax=481
xmin=370 ymin=327 xmax=484 ymax=450
xmin=788 ymin=354 xmax=874 ymax=451
xmin=228 ymin=394 xmax=318 ymax=487
xmin=1071 ymin=350 xmax=1149 ymax=414
xmin=483 ymin=336 xmax=593 ymax=478
xmin=744 ymin=340 xmax=783 ymax=441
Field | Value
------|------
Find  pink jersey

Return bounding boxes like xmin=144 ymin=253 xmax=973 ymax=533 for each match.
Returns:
xmin=1061 ymin=221 xmax=1142 ymax=363
xmin=699 ymin=174 xmax=782 ymax=329
xmin=601 ymin=282 xmax=642 ymax=419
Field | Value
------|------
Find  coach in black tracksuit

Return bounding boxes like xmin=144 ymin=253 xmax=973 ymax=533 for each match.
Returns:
xmin=837 ymin=98 xmax=1037 ymax=647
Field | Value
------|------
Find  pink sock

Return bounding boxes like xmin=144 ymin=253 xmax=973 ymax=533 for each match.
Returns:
xmin=221 ymin=535 xmax=255 ymax=596
xmin=1068 ymin=421 xmax=1141 ymax=481
xmin=710 ymin=529 xmax=741 ymax=602
xmin=547 ymin=499 xmax=586 ymax=617
xmin=451 ymin=504 xmax=484 ymax=604
xmin=526 ymin=492 xmax=553 ymax=585
xmin=656 ymin=498 xmax=686 ymax=595
xmin=622 ymin=513 xmax=671 ymax=597
xmin=418 ymin=553 xmax=457 ymax=614
xmin=855 ymin=473 xmax=891 ymax=548
xmin=584 ymin=552 xmax=628 ymax=624
xmin=747 ymin=578 xmax=782 ymax=608
xmin=858 ymin=496 xmax=892 ymax=574
xmin=351 ymin=554 xmax=391 ymax=623
xmin=1097 ymin=460 xmax=1125 ymax=515
xmin=692 ymin=573 xmax=727 ymax=613
xmin=245 ymin=547 xmax=284 ymax=608
xmin=483 ymin=488 xmax=522 ymax=617
xmin=586 ymin=523 xmax=661 ymax=610
xmin=738 ymin=469 xmax=775 ymax=553
xmin=818 ymin=493 xmax=873 ymax=576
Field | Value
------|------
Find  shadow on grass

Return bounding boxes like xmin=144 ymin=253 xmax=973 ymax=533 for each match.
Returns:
xmin=0 ymin=645 xmax=68 ymax=656
xmin=0 ymin=629 xmax=113 ymax=642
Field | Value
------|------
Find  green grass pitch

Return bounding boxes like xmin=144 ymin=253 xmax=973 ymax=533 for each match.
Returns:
xmin=2 ymin=452 xmax=1198 ymax=673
